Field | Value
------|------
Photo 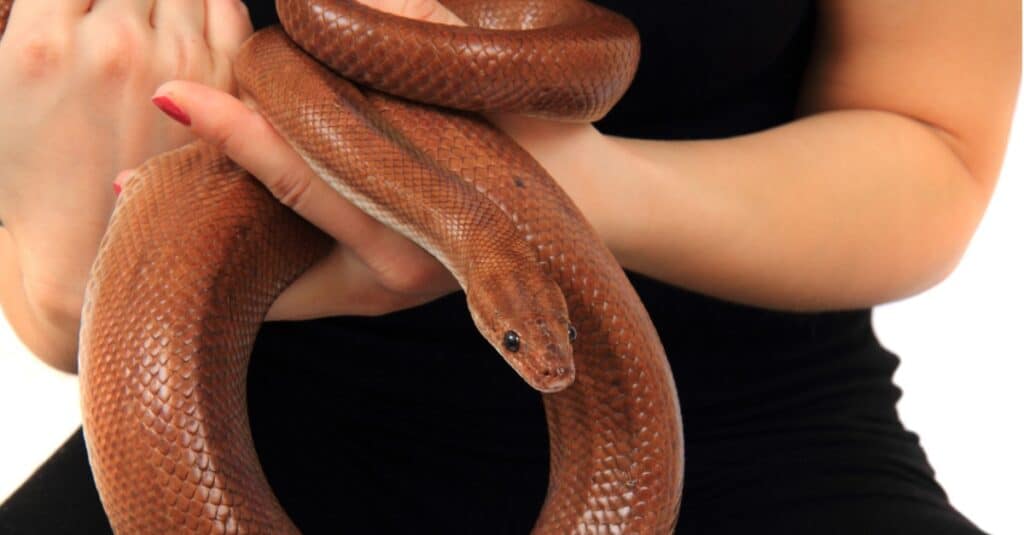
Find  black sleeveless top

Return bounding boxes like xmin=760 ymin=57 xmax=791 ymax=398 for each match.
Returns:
xmin=0 ymin=2 xmax=984 ymax=534
xmin=239 ymin=2 xmax=976 ymax=533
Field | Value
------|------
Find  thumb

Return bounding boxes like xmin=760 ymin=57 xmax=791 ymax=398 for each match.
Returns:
xmin=149 ymin=80 xmax=386 ymax=255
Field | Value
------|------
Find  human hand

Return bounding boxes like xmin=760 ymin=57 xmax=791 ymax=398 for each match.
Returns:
xmin=139 ymin=77 xmax=463 ymax=321
xmin=128 ymin=0 xmax=468 ymax=321
xmin=137 ymin=0 xmax=612 ymax=322
xmin=0 ymin=0 xmax=253 ymax=368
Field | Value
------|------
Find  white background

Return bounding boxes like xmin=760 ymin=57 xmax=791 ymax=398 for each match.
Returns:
xmin=1 ymin=96 xmax=1022 ymax=533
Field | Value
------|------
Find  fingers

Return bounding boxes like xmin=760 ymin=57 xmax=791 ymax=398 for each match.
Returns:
xmin=9 ymin=0 xmax=92 ymax=21
xmin=149 ymin=80 xmax=388 ymax=256
xmin=357 ymin=0 xmax=465 ymax=25
xmin=90 ymin=0 xmax=156 ymax=19
xmin=3 ymin=0 xmax=90 ymax=42
xmin=266 ymin=247 xmax=404 ymax=320
xmin=266 ymin=244 xmax=454 ymax=320
xmin=88 ymin=0 xmax=250 ymax=67
xmin=146 ymin=81 xmax=458 ymax=320
xmin=112 ymin=168 xmax=135 ymax=196
xmin=151 ymin=0 xmax=204 ymax=31
xmin=205 ymin=0 xmax=252 ymax=59
xmin=150 ymin=0 xmax=252 ymax=91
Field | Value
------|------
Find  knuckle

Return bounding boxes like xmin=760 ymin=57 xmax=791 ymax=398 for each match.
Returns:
xmin=208 ymin=123 xmax=241 ymax=158
xmin=266 ymin=168 xmax=314 ymax=210
xmin=10 ymin=34 xmax=66 ymax=80
xmin=205 ymin=108 xmax=269 ymax=162
xmin=89 ymin=19 xmax=148 ymax=81
xmin=206 ymin=106 xmax=260 ymax=154
xmin=382 ymin=260 xmax=442 ymax=295
xmin=362 ymin=286 xmax=423 ymax=317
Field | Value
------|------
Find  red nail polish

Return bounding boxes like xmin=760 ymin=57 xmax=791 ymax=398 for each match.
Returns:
xmin=113 ymin=182 xmax=122 ymax=196
xmin=152 ymin=95 xmax=191 ymax=126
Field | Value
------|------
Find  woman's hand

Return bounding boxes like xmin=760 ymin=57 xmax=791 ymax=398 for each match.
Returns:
xmin=0 ymin=0 xmax=253 ymax=371
xmin=137 ymin=0 xmax=588 ymax=322
xmin=140 ymin=0 xmax=469 ymax=322
xmin=138 ymin=78 xmax=462 ymax=320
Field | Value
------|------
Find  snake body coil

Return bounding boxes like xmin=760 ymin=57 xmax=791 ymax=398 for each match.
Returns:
xmin=1 ymin=0 xmax=684 ymax=532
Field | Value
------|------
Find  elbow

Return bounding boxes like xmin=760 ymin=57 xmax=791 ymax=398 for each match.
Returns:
xmin=896 ymin=167 xmax=990 ymax=302
xmin=897 ymin=108 xmax=1010 ymax=299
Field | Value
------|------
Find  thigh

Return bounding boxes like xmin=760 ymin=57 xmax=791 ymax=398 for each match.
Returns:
xmin=0 ymin=429 xmax=113 ymax=534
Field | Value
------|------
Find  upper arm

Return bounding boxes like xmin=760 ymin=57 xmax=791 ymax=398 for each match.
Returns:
xmin=799 ymin=0 xmax=1021 ymax=190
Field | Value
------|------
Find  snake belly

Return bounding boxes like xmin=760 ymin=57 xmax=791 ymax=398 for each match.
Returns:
xmin=0 ymin=0 xmax=684 ymax=532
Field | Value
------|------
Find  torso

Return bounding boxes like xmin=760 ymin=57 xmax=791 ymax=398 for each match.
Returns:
xmin=0 ymin=3 xmax=982 ymax=534
xmin=239 ymin=1 xmax=944 ymax=531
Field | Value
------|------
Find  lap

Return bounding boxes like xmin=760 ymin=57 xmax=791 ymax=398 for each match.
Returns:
xmin=0 ymin=429 xmax=987 ymax=535
xmin=682 ymin=496 xmax=985 ymax=535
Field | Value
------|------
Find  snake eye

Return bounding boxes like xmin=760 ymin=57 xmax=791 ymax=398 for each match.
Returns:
xmin=568 ymin=324 xmax=577 ymax=343
xmin=503 ymin=330 xmax=521 ymax=353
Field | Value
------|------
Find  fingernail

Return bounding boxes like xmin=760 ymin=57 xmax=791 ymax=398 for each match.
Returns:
xmin=152 ymin=95 xmax=192 ymax=126
xmin=113 ymin=182 xmax=122 ymax=196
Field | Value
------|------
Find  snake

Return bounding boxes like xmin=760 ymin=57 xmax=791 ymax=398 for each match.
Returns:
xmin=1 ymin=0 xmax=684 ymax=532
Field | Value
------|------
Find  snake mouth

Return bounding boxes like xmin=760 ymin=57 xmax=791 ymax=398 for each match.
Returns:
xmin=524 ymin=364 xmax=576 ymax=394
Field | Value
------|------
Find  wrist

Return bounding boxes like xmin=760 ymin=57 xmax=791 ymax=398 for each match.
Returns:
xmin=1 ymin=229 xmax=80 ymax=373
xmin=491 ymin=114 xmax=628 ymax=258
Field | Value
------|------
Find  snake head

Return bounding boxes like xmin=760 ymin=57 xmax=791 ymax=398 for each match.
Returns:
xmin=466 ymin=275 xmax=576 ymax=393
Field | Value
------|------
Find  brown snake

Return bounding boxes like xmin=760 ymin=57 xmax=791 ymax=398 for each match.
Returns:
xmin=1 ymin=0 xmax=684 ymax=532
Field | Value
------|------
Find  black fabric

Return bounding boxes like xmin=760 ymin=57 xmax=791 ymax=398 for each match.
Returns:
xmin=0 ymin=1 xmax=986 ymax=534
xmin=0 ymin=432 xmax=109 ymax=534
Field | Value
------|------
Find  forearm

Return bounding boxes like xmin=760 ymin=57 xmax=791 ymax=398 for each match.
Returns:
xmin=500 ymin=109 xmax=990 ymax=311
xmin=0 ymin=229 xmax=79 ymax=373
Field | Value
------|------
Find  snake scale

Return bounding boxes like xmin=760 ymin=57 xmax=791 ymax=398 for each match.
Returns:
xmin=0 ymin=0 xmax=684 ymax=532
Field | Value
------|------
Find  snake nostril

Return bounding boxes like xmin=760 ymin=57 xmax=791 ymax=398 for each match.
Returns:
xmin=541 ymin=367 xmax=568 ymax=378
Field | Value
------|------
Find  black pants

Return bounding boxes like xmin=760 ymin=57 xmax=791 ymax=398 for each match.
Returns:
xmin=1 ymin=428 xmax=986 ymax=535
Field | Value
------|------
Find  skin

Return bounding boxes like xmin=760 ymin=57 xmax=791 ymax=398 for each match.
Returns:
xmin=0 ymin=0 xmax=1019 ymax=374
xmin=0 ymin=0 xmax=253 ymax=372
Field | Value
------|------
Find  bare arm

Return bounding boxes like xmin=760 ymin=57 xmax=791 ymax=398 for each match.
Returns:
xmin=144 ymin=0 xmax=1019 ymax=324
xmin=499 ymin=0 xmax=1020 ymax=311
